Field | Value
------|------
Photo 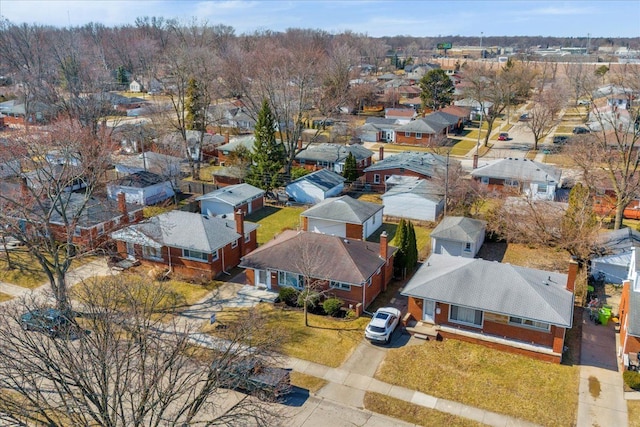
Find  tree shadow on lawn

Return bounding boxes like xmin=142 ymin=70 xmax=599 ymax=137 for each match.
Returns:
xmin=245 ymin=206 xmax=282 ymax=222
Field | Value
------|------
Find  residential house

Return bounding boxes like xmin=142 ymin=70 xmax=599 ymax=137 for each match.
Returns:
xmin=439 ymin=105 xmax=471 ymax=129
xmin=0 ymin=138 xmax=20 ymax=178
xmin=239 ymin=230 xmax=396 ymax=313
xmin=430 ymin=216 xmax=486 ymax=258
xmin=363 ymin=149 xmax=454 ymax=192
xmin=358 ymin=117 xmax=402 ymax=143
xmin=394 ymin=111 xmax=459 ymax=145
xmin=300 ymin=195 xmax=383 ymax=240
xmin=384 ymin=108 xmax=416 ymax=124
xmin=211 ymin=166 xmax=246 ymax=187
xmin=111 ymin=209 xmax=258 ymax=280
xmin=215 ymin=135 xmax=255 ymax=165
xmin=285 ymin=169 xmax=346 ymax=205
xmin=113 ymin=151 xmax=183 ymax=184
xmin=381 ymin=176 xmax=444 ymax=222
xmin=294 ymin=143 xmax=373 ymax=174
xmin=454 ymin=98 xmax=494 ymax=120
xmin=471 ymin=158 xmax=562 ymax=201
xmin=107 ymin=170 xmax=175 ymax=206
xmin=197 ymin=183 xmax=265 ymax=217
xmin=129 ymin=80 xmax=143 ymax=93
xmin=618 ymin=248 xmax=640 ymax=369
xmin=591 ymin=228 xmax=640 ymax=285
xmin=157 ymin=130 xmax=222 ymax=162
xmin=402 ymin=254 xmax=576 ymax=363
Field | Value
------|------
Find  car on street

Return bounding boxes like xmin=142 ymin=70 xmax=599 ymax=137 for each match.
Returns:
xmin=213 ymin=357 xmax=291 ymax=400
xmin=20 ymin=308 xmax=71 ymax=336
xmin=519 ymin=113 xmax=530 ymax=121
xmin=365 ymin=307 xmax=401 ymax=344
xmin=573 ymin=126 xmax=590 ymax=134
xmin=553 ymin=135 xmax=570 ymax=144
xmin=498 ymin=132 xmax=509 ymax=141
xmin=577 ymin=99 xmax=591 ymax=106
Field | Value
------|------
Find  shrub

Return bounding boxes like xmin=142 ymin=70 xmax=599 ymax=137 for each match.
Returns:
xmin=624 ymin=370 xmax=640 ymax=390
xmin=278 ymin=287 xmax=299 ymax=307
xmin=345 ymin=309 xmax=357 ymax=320
xmin=323 ymin=297 xmax=343 ymax=317
xmin=297 ymin=288 xmax=321 ymax=310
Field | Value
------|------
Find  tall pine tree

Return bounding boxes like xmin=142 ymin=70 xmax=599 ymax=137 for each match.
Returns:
xmin=342 ymin=152 xmax=358 ymax=183
xmin=186 ymin=78 xmax=206 ymax=132
xmin=246 ymin=99 xmax=286 ymax=193
xmin=393 ymin=219 xmax=407 ymax=272
xmin=406 ymin=220 xmax=418 ymax=270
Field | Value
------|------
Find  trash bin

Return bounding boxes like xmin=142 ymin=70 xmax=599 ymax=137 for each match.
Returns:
xmin=599 ymin=307 xmax=612 ymax=325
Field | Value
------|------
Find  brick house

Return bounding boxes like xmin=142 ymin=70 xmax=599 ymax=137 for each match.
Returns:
xmin=618 ymin=248 xmax=640 ymax=369
xmin=393 ymin=111 xmax=458 ymax=145
xmin=402 ymin=254 xmax=576 ymax=363
xmin=300 ymin=195 xmax=383 ymax=240
xmin=111 ymin=209 xmax=258 ymax=280
xmin=363 ymin=149 xmax=455 ymax=192
xmin=239 ymin=230 xmax=396 ymax=314
xmin=293 ymin=143 xmax=373 ymax=175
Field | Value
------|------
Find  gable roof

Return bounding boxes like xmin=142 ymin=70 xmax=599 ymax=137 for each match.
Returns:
xmin=395 ymin=118 xmax=440 ymax=134
xmin=196 ymin=183 xmax=264 ymax=206
xmin=382 ymin=177 xmax=443 ymax=203
xmin=402 ymin=254 xmax=574 ymax=327
xmin=287 ymin=168 xmax=346 ymax=192
xmin=440 ymin=105 xmax=471 ymax=119
xmin=364 ymin=151 xmax=455 ymax=178
xmin=216 ymin=135 xmax=256 ymax=153
xmin=112 ymin=170 xmax=168 ymax=188
xmin=295 ymin=143 xmax=373 ymax=163
xmin=48 ymin=193 xmax=142 ymax=228
xmin=239 ymin=230 xmax=395 ymax=285
xmin=301 ymin=195 xmax=382 ymax=224
xmin=596 ymin=228 xmax=640 ymax=256
xmin=423 ymin=111 xmax=460 ymax=127
xmin=111 ymin=210 xmax=258 ymax=252
xmin=113 ymin=151 xmax=183 ymax=176
xmin=470 ymin=158 xmax=562 ymax=183
xmin=430 ymin=216 xmax=486 ymax=242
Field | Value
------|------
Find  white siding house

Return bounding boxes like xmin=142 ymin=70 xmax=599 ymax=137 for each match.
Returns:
xmin=197 ymin=183 xmax=264 ymax=217
xmin=430 ymin=216 xmax=486 ymax=258
xmin=286 ymin=169 xmax=345 ymax=205
xmin=381 ymin=176 xmax=443 ymax=222
xmin=107 ymin=171 xmax=175 ymax=206
xmin=301 ymin=195 xmax=383 ymax=240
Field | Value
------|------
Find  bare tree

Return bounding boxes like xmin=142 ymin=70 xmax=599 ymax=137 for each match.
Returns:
xmin=524 ymin=83 xmax=567 ymax=150
xmin=0 ymin=276 xmax=284 ymax=426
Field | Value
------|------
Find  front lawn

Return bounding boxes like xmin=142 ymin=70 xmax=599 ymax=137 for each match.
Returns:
xmin=210 ymin=304 xmax=368 ymax=367
xmin=290 ymin=372 xmax=328 ymax=393
xmin=0 ymin=292 xmax=13 ymax=302
xmin=0 ymin=252 xmax=48 ymax=288
xmin=629 ymin=400 xmax=640 ymax=427
xmin=375 ymin=340 xmax=579 ymax=426
xmin=246 ymin=206 xmax=305 ymax=245
xmin=449 ymin=139 xmax=477 ymax=156
xmin=364 ymin=392 xmax=483 ymax=427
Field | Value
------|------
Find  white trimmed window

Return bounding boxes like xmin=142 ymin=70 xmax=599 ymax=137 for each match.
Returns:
xmin=464 ymin=242 xmax=472 ymax=252
xmin=244 ymin=232 xmax=251 ymax=243
xmin=537 ymin=183 xmax=548 ymax=193
xmin=142 ymin=246 xmax=162 ymax=260
xmin=373 ymin=174 xmax=380 ymax=184
xmin=416 ymin=132 xmax=422 ymax=139
xmin=330 ymin=281 xmax=351 ymax=291
xmin=231 ymin=239 xmax=238 ymax=248
xmin=182 ymin=249 xmax=209 ymax=262
xmin=405 ymin=132 xmax=411 ymax=137
xmin=480 ymin=176 xmax=489 ymax=185
xmin=97 ymin=223 xmax=105 ymax=236
xmin=74 ymin=227 xmax=82 ymax=237
xmin=505 ymin=179 xmax=519 ymax=187
xmin=278 ymin=271 xmax=303 ymax=289
xmin=449 ymin=305 xmax=483 ymax=327
xmin=509 ymin=317 xmax=550 ymax=331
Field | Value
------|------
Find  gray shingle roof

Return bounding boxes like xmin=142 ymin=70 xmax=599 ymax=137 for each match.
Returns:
xmin=111 ymin=210 xmax=258 ymax=252
xmin=196 ymin=183 xmax=264 ymax=206
xmin=382 ymin=178 xmax=443 ymax=203
xmin=471 ymin=158 xmax=561 ymax=183
xmin=112 ymin=170 xmax=168 ymax=188
xmin=288 ymin=168 xmax=345 ymax=192
xmin=217 ymin=135 xmax=256 ymax=153
xmin=239 ymin=230 xmax=395 ymax=284
xmin=430 ymin=216 xmax=486 ymax=242
xmin=402 ymin=254 xmax=573 ymax=327
xmin=395 ymin=118 xmax=440 ymax=134
xmin=596 ymin=228 xmax=640 ymax=256
xmin=364 ymin=151 xmax=456 ymax=178
xmin=295 ymin=143 xmax=373 ymax=163
xmin=301 ymin=195 xmax=382 ymax=224
xmin=423 ymin=111 xmax=459 ymax=128
xmin=48 ymin=193 xmax=142 ymax=228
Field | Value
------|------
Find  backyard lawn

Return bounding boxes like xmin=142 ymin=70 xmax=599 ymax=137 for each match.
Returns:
xmin=368 ymin=221 xmax=432 ymax=261
xmin=375 ymin=339 xmax=579 ymax=427
xmin=246 ymin=206 xmax=305 ymax=245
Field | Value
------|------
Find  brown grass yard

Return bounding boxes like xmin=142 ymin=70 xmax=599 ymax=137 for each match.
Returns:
xmin=629 ymin=401 xmax=640 ymax=427
xmin=364 ymin=392 xmax=484 ymax=427
xmin=375 ymin=340 xmax=579 ymax=426
xmin=246 ymin=205 xmax=305 ymax=245
xmin=0 ymin=292 xmax=13 ymax=302
xmin=479 ymin=242 xmax=571 ymax=272
xmin=290 ymin=372 xmax=327 ymax=393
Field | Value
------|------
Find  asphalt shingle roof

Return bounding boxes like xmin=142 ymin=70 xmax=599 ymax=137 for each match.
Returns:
xmin=382 ymin=177 xmax=443 ymax=203
xmin=111 ymin=210 xmax=258 ymax=252
xmin=470 ymin=158 xmax=562 ymax=183
xmin=239 ymin=230 xmax=395 ymax=285
xmin=301 ymin=195 xmax=382 ymax=224
xmin=295 ymin=143 xmax=373 ymax=163
xmin=430 ymin=216 xmax=487 ymax=242
xmin=364 ymin=151 xmax=455 ymax=178
xmin=196 ymin=183 xmax=264 ymax=206
xmin=288 ymin=169 xmax=345 ymax=192
xmin=402 ymin=254 xmax=573 ymax=327
xmin=112 ymin=170 xmax=168 ymax=188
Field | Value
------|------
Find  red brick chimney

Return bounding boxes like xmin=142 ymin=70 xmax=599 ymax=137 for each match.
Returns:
xmin=225 ymin=133 xmax=230 ymax=144
xmin=380 ymin=231 xmax=388 ymax=260
xmin=566 ymin=259 xmax=578 ymax=293
xmin=117 ymin=193 xmax=129 ymax=223
xmin=297 ymin=138 xmax=303 ymax=150
xmin=379 ymin=146 xmax=384 ymax=161
xmin=235 ymin=209 xmax=245 ymax=254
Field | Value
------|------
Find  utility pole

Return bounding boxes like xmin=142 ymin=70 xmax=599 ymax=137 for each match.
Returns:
xmin=587 ymin=33 xmax=591 ymax=56
xmin=444 ymin=151 xmax=449 ymax=217
xmin=480 ymin=32 xmax=484 ymax=59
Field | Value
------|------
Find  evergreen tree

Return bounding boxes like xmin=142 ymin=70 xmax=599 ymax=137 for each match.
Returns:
xmin=116 ymin=66 xmax=129 ymax=85
xmin=418 ymin=69 xmax=455 ymax=112
xmin=393 ymin=219 xmax=407 ymax=271
xmin=186 ymin=78 xmax=206 ymax=131
xmin=245 ymin=99 xmax=286 ymax=193
xmin=406 ymin=221 xmax=418 ymax=269
xmin=342 ymin=152 xmax=358 ymax=183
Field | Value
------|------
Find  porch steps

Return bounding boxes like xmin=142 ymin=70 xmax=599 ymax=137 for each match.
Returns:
xmin=406 ymin=320 xmax=440 ymax=340
xmin=236 ymin=285 xmax=279 ymax=303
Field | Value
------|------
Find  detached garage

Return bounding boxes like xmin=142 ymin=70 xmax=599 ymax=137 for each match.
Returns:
xmin=107 ymin=170 xmax=175 ymax=206
xmin=430 ymin=216 xmax=486 ymax=258
xmin=381 ymin=176 xmax=443 ymax=222
xmin=286 ymin=169 xmax=345 ymax=205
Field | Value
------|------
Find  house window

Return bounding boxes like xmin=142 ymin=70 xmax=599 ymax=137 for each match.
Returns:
xmin=244 ymin=232 xmax=251 ymax=243
xmin=97 ymin=224 xmax=105 ymax=236
xmin=505 ymin=179 xmax=519 ymax=187
xmin=231 ymin=239 xmax=238 ymax=248
xmin=299 ymin=159 xmax=305 ymax=165
xmin=128 ymin=212 xmax=136 ymax=222
xmin=330 ymin=281 xmax=351 ymax=291
xmin=509 ymin=317 xmax=550 ymax=331
xmin=74 ymin=227 xmax=82 ymax=237
xmin=278 ymin=271 xmax=303 ymax=289
xmin=384 ymin=175 xmax=390 ymax=182
xmin=537 ymin=183 xmax=548 ymax=193
xmin=366 ymin=278 xmax=372 ymax=287
xmin=449 ymin=305 xmax=483 ymax=327
xmin=480 ymin=176 xmax=489 ymax=185
xmin=182 ymin=249 xmax=208 ymax=262
xmin=405 ymin=132 xmax=411 ymax=137
xmin=142 ymin=246 xmax=162 ymax=260
xmin=464 ymin=242 xmax=471 ymax=252
xmin=373 ymin=174 xmax=381 ymax=184
xmin=211 ymin=249 xmax=219 ymax=261
xmin=416 ymin=132 xmax=422 ymax=139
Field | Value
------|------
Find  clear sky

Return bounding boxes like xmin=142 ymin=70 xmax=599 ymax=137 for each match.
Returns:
xmin=0 ymin=0 xmax=639 ymax=38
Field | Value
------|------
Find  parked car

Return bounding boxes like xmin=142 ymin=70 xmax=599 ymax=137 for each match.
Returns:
xmin=20 ymin=308 xmax=71 ymax=336
xmin=365 ymin=307 xmax=401 ymax=344
xmin=573 ymin=126 xmax=590 ymax=134
xmin=498 ymin=132 xmax=509 ymax=141
xmin=519 ymin=113 xmax=530 ymax=121
xmin=213 ymin=357 xmax=291 ymax=400
xmin=577 ymin=99 xmax=591 ymax=106
xmin=553 ymin=135 xmax=570 ymax=144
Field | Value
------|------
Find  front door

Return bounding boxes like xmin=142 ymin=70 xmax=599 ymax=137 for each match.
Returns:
xmin=256 ymin=269 xmax=270 ymax=289
xmin=423 ymin=299 xmax=436 ymax=323
xmin=126 ymin=242 xmax=135 ymax=260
